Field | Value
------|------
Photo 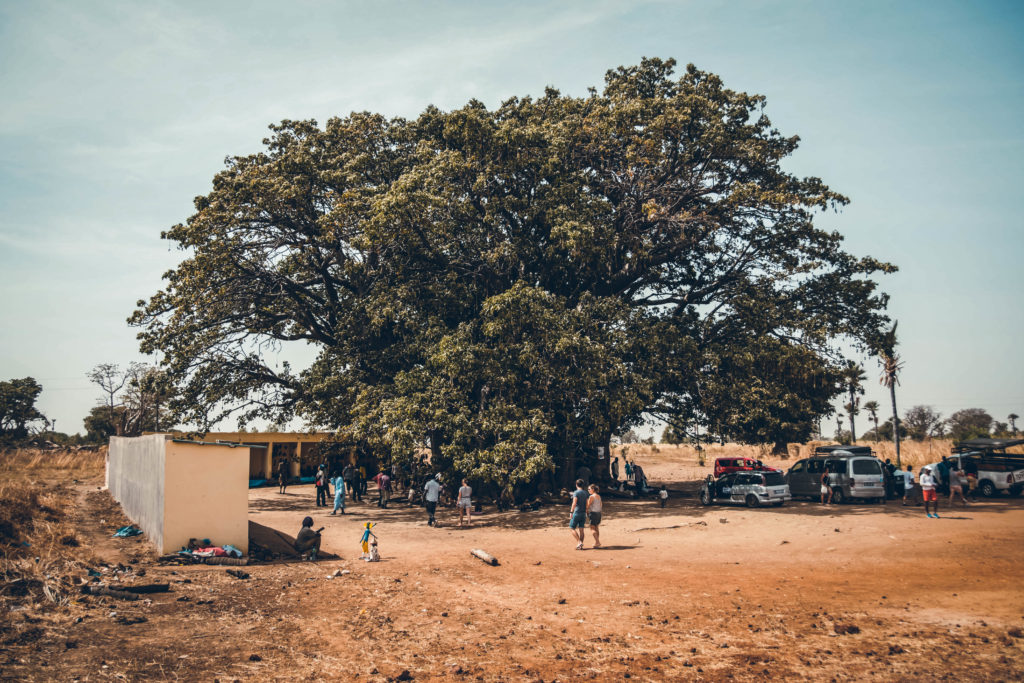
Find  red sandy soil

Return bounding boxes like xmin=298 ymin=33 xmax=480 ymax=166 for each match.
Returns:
xmin=3 ymin=452 xmax=1024 ymax=682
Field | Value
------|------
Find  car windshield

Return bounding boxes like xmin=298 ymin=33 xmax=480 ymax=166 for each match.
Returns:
xmin=763 ymin=472 xmax=785 ymax=486
xmin=852 ymin=459 xmax=881 ymax=475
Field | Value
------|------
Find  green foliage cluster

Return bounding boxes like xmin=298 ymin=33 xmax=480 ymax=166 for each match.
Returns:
xmin=0 ymin=377 xmax=46 ymax=446
xmin=132 ymin=59 xmax=894 ymax=488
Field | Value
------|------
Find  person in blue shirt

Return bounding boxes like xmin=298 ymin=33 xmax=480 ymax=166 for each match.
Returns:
xmin=569 ymin=479 xmax=588 ymax=550
xmin=331 ymin=473 xmax=347 ymax=515
xmin=359 ymin=522 xmax=377 ymax=560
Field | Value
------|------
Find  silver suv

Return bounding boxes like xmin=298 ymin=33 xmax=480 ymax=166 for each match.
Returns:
xmin=786 ymin=451 xmax=885 ymax=503
xmin=700 ymin=470 xmax=791 ymax=507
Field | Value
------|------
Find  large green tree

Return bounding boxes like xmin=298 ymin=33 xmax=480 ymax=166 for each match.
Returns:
xmin=947 ymin=408 xmax=993 ymax=442
xmin=0 ymin=377 xmax=46 ymax=446
xmin=132 ymin=59 xmax=894 ymax=491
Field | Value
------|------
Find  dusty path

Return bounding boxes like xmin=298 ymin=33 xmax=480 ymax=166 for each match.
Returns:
xmin=5 ymin=468 xmax=1024 ymax=681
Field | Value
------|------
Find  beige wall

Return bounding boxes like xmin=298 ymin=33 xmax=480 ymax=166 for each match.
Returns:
xmin=107 ymin=436 xmax=250 ymax=555
xmin=162 ymin=441 xmax=249 ymax=555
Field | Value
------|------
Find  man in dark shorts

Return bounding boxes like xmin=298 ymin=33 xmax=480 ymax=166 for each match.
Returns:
xmin=569 ymin=479 xmax=588 ymax=550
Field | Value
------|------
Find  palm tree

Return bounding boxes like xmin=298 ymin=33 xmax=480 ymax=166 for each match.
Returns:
xmin=1010 ymin=413 xmax=1019 ymax=436
xmin=842 ymin=360 xmax=867 ymax=443
xmin=874 ymin=322 xmax=904 ymax=467
xmin=864 ymin=400 xmax=880 ymax=441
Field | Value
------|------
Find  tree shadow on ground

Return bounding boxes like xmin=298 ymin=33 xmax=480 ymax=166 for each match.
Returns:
xmin=247 ymin=482 xmax=1024 ymax=534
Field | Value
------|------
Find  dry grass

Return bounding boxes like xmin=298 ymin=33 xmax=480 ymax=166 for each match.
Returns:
xmin=0 ymin=448 xmax=107 ymax=622
xmin=0 ymin=447 xmax=105 ymax=484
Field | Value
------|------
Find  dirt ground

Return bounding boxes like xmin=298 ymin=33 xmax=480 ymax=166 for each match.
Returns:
xmin=4 ymin=451 xmax=1024 ymax=682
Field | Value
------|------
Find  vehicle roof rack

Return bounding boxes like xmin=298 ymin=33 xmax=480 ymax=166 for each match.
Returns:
xmin=954 ymin=437 xmax=1024 ymax=452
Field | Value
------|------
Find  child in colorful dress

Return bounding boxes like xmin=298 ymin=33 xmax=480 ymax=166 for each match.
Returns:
xmin=359 ymin=522 xmax=377 ymax=560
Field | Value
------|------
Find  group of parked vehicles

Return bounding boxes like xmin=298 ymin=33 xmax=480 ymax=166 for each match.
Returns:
xmin=699 ymin=438 xmax=1024 ymax=508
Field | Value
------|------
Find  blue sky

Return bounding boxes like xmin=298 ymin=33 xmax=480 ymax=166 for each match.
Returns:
xmin=1 ymin=0 xmax=1022 ymax=435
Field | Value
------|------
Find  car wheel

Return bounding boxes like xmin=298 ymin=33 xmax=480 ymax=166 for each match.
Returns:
xmin=831 ymin=488 xmax=845 ymax=505
xmin=979 ymin=480 xmax=997 ymax=498
xmin=700 ymin=488 xmax=712 ymax=506
xmin=745 ymin=494 xmax=760 ymax=508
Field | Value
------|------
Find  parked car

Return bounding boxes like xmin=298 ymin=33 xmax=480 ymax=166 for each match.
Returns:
xmin=700 ymin=470 xmax=791 ymax=507
xmin=713 ymin=457 xmax=782 ymax=478
xmin=786 ymin=450 xmax=885 ymax=503
xmin=928 ymin=438 xmax=1024 ymax=497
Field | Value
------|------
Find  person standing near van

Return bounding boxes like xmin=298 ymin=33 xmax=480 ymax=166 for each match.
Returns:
xmin=820 ymin=468 xmax=833 ymax=505
xmin=920 ymin=466 xmax=939 ymax=518
xmin=892 ymin=461 xmax=906 ymax=501
xmin=901 ymin=466 xmax=916 ymax=506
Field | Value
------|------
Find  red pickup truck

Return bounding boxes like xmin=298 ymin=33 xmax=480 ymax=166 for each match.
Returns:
xmin=713 ymin=457 xmax=781 ymax=478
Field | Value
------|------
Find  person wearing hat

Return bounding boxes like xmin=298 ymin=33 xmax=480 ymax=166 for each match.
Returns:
xmin=294 ymin=516 xmax=322 ymax=560
xmin=423 ymin=473 xmax=443 ymax=527
xmin=920 ymin=466 xmax=939 ymax=518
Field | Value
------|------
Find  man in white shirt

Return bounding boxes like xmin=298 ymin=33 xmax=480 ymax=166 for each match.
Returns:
xmin=423 ymin=474 xmax=443 ymax=527
xmin=920 ymin=466 xmax=939 ymax=518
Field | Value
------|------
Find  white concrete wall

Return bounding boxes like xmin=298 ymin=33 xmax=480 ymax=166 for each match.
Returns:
xmin=107 ymin=434 xmax=168 ymax=552
xmin=107 ymin=436 xmax=250 ymax=554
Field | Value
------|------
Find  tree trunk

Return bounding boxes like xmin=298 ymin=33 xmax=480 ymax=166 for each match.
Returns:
xmin=848 ymin=386 xmax=857 ymax=443
xmin=889 ymin=384 xmax=900 ymax=468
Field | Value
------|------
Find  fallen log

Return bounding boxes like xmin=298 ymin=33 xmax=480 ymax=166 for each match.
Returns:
xmin=81 ymin=585 xmax=139 ymax=601
xmin=471 ymin=548 xmax=499 ymax=566
xmin=109 ymin=583 xmax=170 ymax=594
xmin=202 ymin=557 xmax=249 ymax=566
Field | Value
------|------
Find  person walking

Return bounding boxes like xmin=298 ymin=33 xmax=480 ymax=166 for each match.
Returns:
xmin=376 ymin=470 xmax=391 ymax=508
xmin=920 ymin=466 xmax=940 ymax=518
xmin=358 ymin=465 xmax=368 ymax=500
xmin=277 ymin=458 xmax=289 ymax=494
xmin=586 ymin=484 xmax=603 ymax=549
xmin=569 ymin=479 xmax=588 ymax=550
xmin=331 ymin=472 xmax=347 ymax=515
xmin=424 ymin=474 xmax=443 ymax=527
xmin=948 ymin=467 xmax=969 ymax=507
xmin=343 ymin=463 xmax=356 ymax=503
xmin=457 ymin=479 xmax=473 ymax=527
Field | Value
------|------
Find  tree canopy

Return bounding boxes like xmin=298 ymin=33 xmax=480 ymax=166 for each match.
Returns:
xmin=0 ymin=377 xmax=46 ymax=446
xmin=132 ymin=58 xmax=894 ymax=489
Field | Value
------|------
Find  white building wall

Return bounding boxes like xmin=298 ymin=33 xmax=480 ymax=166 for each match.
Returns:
xmin=106 ymin=435 xmax=250 ymax=554
xmin=107 ymin=434 xmax=168 ymax=552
